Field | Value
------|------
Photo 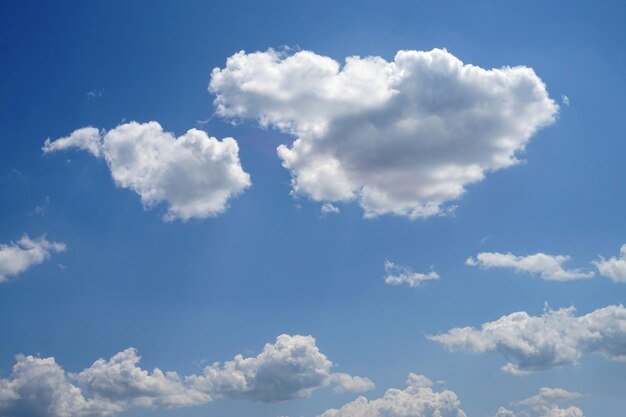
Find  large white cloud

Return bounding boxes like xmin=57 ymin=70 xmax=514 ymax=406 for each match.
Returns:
xmin=0 ymin=335 xmax=371 ymax=417
xmin=594 ymin=244 xmax=626 ymax=283
xmin=466 ymin=252 xmax=594 ymax=281
xmin=43 ymin=121 xmax=251 ymax=221
xmin=209 ymin=48 xmax=558 ymax=219
xmin=317 ymin=373 xmax=466 ymax=417
xmin=384 ymin=260 xmax=440 ymax=287
xmin=0 ymin=235 xmax=66 ymax=283
xmin=428 ymin=304 xmax=626 ymax=375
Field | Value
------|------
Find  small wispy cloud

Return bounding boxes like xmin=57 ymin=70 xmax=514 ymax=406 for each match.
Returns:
xmin=86 ymin=88 xmax=104 ymax=99
xmin=384 ymin=260 xmax=439 ymax=287
xmin=321 ymin=203 xmax=340 ymax=215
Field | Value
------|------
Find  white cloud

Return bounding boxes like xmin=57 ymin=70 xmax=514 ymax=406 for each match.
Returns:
xmin=384 ymin=260 xmax=440 ymax=287
xmin=428 ymin=304 xmax=626 ymax=375
xmin=321 ymin=203 xmax=340 ymax=215
xmin=210 ymin=48 xmax=557 ymax=219
xmin=594 ymin=244 xmax=626 ymax=283
xmin=498 ymin=387 xmax=585 ymax=417
xmin=329 ymin=374 xmax=375 ymax=394
xmin=466 ymin=252 xmax=594 ymax=281
xmin=43 ymin=121 xmax=251 ymax=221
xmin=187 ymin=334 xmax=373 ymax=402
xmin=0 ymin=235 xmax=66 ymax=283
xmin=317 ymin=373 xmax=467 ymax=417
xmin=0 ymin=335 xmax=371 ymax=417
xmin=87 ymin=89 xmax=104 ymax=99
xmin=315 ymin=376 xmax=585 ymax=417
xmin=494 ymin=407 xmax=517 ymax=417
xmin=561 ymin=95 xmax=570 ymax=106
xmin=43 ymin=127 xmax=103 ymax=157
xmin=74 ymin=348 xmax=210 ymax=409
xmin=0 ymin=354 xmax=120 ymax=417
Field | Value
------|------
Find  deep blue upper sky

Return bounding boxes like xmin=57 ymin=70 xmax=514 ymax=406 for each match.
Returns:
xmin=1 ymin=1 xmax=626 ymax=417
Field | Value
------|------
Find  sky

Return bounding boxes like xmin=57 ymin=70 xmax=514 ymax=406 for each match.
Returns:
xmin=1 ymin=1 xmax=626 ymax=417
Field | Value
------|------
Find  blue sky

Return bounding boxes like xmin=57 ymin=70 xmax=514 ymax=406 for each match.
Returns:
xmin=1 ymin=1 xmax=626 ymax=417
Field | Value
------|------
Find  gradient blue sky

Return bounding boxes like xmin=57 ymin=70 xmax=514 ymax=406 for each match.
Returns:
xmin=1 ymin=1 xmax=626 ymax=417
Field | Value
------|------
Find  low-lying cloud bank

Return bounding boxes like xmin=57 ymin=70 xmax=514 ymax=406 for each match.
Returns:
xmin=316 ymin=375 xmax=584 ymax=417
xmin=210 ymin=48 xmax=558 ymax=219
xmin=43 ymin=121 xmax=251 ymax=221
xmin=0 ymin=335 xmax=373 ymax=417
xmin=429 ymin=304 xmax=626 ymax=375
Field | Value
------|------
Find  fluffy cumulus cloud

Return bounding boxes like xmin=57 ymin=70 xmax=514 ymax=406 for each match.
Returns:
xmin=74 ymin=348 xmax=209 ymax=409
xmin=209 ymin=48 xmax=558 ymax=219
xmin=594 ymin=244 xmax=626 ymax=283
xmin=0 ymin=354 xmax=119 ymax=417
xmin=466 ymin=252 xmax=594 ymax=281
xmin=0 ymin=335 xmax=371 ymax=417
xmin=496 ymin=387 xmax=585 ymax=417
xmin=384 ymin=260 xmax=440 ymax=287
xmin=317 ymin=373 xmax=466 ymax=417
xmin=187 ymin=334 xmax=373 ymax=401
xmin=43 ymin=121 xmax=251 ymax=221
xmin=0 ymin=235 xmax=66 ymax=283
xmin=428 ymin=304 xmax=626 ymax=375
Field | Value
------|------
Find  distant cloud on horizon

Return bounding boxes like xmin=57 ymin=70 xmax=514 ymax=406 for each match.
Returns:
xmin=0 ymin=335 xmax=373 ymax=417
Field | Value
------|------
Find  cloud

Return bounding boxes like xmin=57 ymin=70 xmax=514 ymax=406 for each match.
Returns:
xmin=315 ymin=375 xmax=585 ymax=417
xmin=0 ymin=335 xmax=371 ymax=417
xmin=0 ymin=354 xmax=120 ymax=417
xmin=321 ymin=203 xmax=340 ymax=215
xmin=594 ymin=244 xmax=626 ymax=283
xmin=43 ymin=127 xmax=104 ymax=157
xmin=74 ymin=348 xmax=210 ymax=409
xmin=87 ymin=89 xmax=104 ymax=99
xmin=329 ymin=374 xmax=376 ymax=394
xmin=0 ymin=235 xmax=66 ymax=283
xmin=43 ymin=121 xmax=251 ymax=221
xmin=187 ymin=334 xmax=373 ymax=402
xmin=498 ymin=387 xmax=585 ymax=417
xmin=317 ymin=373 xmax=466 ymax=417
xmin=465 ymin=252 xmax=594 ymax=281
xmin=209 ymin=48 xmax=557 ymax=219
xmin=428 ymin=304 xmax=626 ymax=375
xmin=384 ymin=260 xmax=440 ymax=287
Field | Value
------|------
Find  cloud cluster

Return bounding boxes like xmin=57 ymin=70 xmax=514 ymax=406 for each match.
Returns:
xmin=314 ymin=374 xmax=585 ymax=417
xmin=428 ymin=304 xmax=626 ymax=375
xmin=43 ymin=121 xmax=251 ymax=221
xmin=496 ymin=387 xmax=585 ymax=417
xmin=594 ymin=244 xmax=626 ymax=283
xmin=0 ymin=335 xmax=372 ymax=417
xmin=210 ymin=48 xmax=558 ymax=219
xmin=0 ymin=235 xmax=66 ymax=283
xmin=317 ymin=373 xmax=466 ymax=417
xmin=384 ymin=260 xmax=440 ymax=287
xmin=466 ymin=252 xmax=594 ymax=281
